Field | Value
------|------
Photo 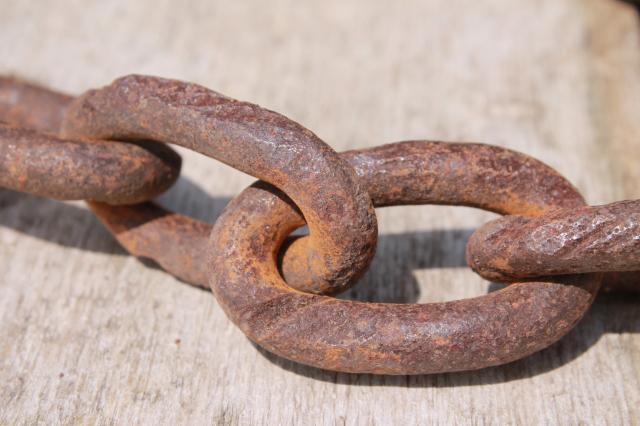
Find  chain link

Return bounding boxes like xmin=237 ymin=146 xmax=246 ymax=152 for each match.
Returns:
xmin=0 ymin=75 xmax=637 ymax=375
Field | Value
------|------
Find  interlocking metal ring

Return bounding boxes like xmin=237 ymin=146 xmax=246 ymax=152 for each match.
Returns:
xmin=467 ymin=200 xmax=640 ymax=281
xmin=61 ymin=75 xmax=378 ymax=295
xmin=208 ymin=142 xmax=601 ymax=374
xmin=2 ymin=75 xmax=624 ymax=375
xmin=0 ymin=78 xmax=180 ymax=204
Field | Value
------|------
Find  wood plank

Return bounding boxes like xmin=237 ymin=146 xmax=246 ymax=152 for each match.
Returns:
xmin=1 ymin=0 xmax=638 ymax=424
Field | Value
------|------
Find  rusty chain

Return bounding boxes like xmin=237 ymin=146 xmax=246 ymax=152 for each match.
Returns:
xmin=0 ymin=75 xmax=637 ymax=375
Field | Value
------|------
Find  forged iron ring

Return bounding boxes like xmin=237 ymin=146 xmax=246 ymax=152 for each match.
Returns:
xmin=208 ymin=141 xmax=602 ymax=374
xmin=0 ymin=75 xmax=607 ymax=374
xmin=0 ymin=76 xmax=73 ymax=134
xmin=0 ymin=78 xmax=181 ymax=205
xmin=467 ymin=200 xmax=640 ymax=282
xmin=60 ymin=75 xmax=378 ymax=295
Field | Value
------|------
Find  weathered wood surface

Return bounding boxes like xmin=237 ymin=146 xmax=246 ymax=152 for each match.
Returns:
xmin=1 ymin=0 xmax=639 ymax=424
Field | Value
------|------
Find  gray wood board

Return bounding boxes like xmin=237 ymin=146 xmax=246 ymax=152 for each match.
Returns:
xmin=1 ymin=0 xmax=639 ymax=424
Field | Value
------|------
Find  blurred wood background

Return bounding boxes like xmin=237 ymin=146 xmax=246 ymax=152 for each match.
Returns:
xmin=1 ymin=0 xmax=639 ymax=424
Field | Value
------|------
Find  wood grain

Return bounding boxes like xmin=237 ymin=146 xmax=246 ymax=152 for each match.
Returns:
xmin=0 ymin=0 xmax=639 ymax=424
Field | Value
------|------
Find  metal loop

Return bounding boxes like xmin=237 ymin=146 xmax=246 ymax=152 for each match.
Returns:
xmin=2 ymin=75 xmax=630 ymax=374
xmin=467 ymin=200 xmax=640 ymax=282
xmin=0 ymin=125 xmax=181 ymax=204
xmin=208 ymin=142 xmax=601 ymax=374
xmin=61 ymin=75 xmax=378 ymax=295
xmin=0 ymin=77 xmax=72 ymax=135
xmin=86 ymin=141 xmax=590 ymax=288
xmin=0 ymin=79 xmax=181 ymax=205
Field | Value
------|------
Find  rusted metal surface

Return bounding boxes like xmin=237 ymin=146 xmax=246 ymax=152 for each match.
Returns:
xmin=0 ymin=78 xmax=182 ymax=204
xmin=87 ymin=201 xmax=212 ymax=286
xmin=467 ymin=199 xmax=640 ymax=282
xmin=0 ymin=75 xmax=377 ymax=294
xmin=0 ymin=125 xmax=181 ymax=204
xmin=86 ymin=141 xmax=589 ymax=288
xmin=341 ymin=141 xmax=585 ymax=214
xmin=0 ymin=74 xmax=635 ymax=375
xmin=61 ymin=75 xmax=378 ymax=295
xmin=87 ymin=199 xmax=639 ymax=293
xmin=208 ymin=142 xmax=600 ymax=374
xmin=3 ymin=75 xmax=634 ymax=289
xmin=0 ymin=76 xmax=72 ymax=134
